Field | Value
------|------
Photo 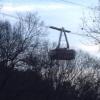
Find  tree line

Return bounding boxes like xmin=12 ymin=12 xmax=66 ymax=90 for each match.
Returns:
xmin=0 ymin=12 xmax=100 ymax=100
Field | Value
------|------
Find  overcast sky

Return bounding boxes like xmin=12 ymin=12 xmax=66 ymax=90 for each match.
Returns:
xmin=0 ymin=0 xmax=99 ymax=56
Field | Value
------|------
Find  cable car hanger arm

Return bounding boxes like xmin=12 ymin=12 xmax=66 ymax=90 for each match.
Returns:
xmin=49 ymin=26 xmax=71 ymax=33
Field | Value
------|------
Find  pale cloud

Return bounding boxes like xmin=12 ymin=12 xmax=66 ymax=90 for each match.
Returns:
xmin=79 ymin=44 xmax=100 ymax=54
xmin=1 ymin=3 xmax=70 ymax=12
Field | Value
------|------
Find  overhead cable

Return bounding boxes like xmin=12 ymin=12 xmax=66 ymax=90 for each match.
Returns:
xmin=57 ymin=0 xmax=94 ymax=10
xmin=0 ymin=12 xmax=93 ymax=37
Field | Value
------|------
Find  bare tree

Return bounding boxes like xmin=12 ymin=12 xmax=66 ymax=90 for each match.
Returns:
xmin=81 ymin=0 xmax=100 ymax=45
xmin=0 ymin=12 xmax=46 ymax=71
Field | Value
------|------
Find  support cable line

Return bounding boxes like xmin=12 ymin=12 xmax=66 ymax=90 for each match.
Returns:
xmin=49 ymin=26 xmax=92 ymax=38
xmin=57 ymin=0 xmax=94 ymax=10
xmin=0 ymin=12 xmax=18 ymax=19
xmin=0 ymin=12 xmax=92 ymax=38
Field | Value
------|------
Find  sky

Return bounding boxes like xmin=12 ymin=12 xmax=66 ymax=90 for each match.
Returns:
xmin=0 ymin=0 xmax=99 ymax=56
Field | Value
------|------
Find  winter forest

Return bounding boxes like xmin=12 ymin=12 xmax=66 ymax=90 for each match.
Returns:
xmin=0 ymin=0 xmax=100 ymax=100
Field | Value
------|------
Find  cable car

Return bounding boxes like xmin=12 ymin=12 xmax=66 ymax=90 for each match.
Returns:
xmin=48 ymin=26 xmax=76 ymax=60
xmin=49 ymin=48 xmax=75 ymax=60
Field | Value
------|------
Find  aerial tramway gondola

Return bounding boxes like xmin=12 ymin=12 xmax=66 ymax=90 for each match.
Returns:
xmin=48 ymin=26 xmax=75 ymax=60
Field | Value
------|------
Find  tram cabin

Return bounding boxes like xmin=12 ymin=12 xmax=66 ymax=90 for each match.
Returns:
xmin=49 ymin=48 xmax=75 ymax=60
